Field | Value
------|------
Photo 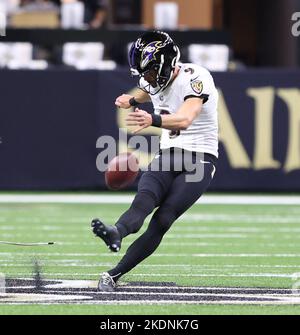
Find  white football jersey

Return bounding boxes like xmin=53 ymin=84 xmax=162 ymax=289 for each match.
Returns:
xmin=141 ymin=63 xmax=219 ymax=158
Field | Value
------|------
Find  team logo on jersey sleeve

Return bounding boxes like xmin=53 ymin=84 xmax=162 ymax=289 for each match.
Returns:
xmin=191 ymin=80 xmax=203 ymax=95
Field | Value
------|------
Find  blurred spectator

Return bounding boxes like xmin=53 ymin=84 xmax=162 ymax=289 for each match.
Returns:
xmin=0 ymin=0 xmax=20 ymax=14
xmin=9 ymin=0 xmax=59 ymax=28
xmin=85 ymin=0 xmax=107 ymax=28
xmin=52 ymin=0 xmax=108 ymax=28
xmin=111 ymin=0 xmax=141 ymax=25
xmin=20 ymin=0 xmax=58 ymax=10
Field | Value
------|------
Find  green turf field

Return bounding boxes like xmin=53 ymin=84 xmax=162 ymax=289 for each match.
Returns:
xmin=0 ymin=194 xmax=300 ymax=314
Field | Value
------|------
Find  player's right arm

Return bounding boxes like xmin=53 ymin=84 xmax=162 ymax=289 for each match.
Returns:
xmin=115 ymin=89 xmax=150 ymax=109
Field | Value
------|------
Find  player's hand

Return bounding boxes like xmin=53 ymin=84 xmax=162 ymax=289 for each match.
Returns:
xmin=126 ymin=108 xmax=152 ymax=134
xmin=115 ymin=94 xmax=134 ymax=109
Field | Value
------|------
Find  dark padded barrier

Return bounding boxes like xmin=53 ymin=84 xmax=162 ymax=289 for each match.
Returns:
xmin=1 ymin=28 xmax=230 ymax=46
xmin=0 ymin=68 xmax=299 ymax=191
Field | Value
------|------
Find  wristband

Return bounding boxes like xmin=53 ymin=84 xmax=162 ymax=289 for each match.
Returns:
xmin=129 ymin=97 xmax=139 ymax=107
xmin=151 ymin=114 xmax=162 ymax=127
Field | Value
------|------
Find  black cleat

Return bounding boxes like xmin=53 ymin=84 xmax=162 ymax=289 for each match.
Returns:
xmin=91 ymin=219 xmax=121 ymax=252
xmin=98 ymin=272 xmax=117 ymax=292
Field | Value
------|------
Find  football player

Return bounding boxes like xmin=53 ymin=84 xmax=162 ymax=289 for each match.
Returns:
xmin=92 ymin=31 xmax=218 ymax=291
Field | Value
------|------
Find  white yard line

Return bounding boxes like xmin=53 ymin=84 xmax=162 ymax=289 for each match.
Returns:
xmin=0 ymin=233 xmax=253 ymax=239
xmin=16 ymin=241 xmax=300 ymax=247
xmin=2 ymin=261 xmax=300 ymax=269
xmin=3 ymin=252 xmax=300 ymax=257
xmin=4 ymin=272 xmax=297 ymax=278
xmin=4 ymin=226 xmax=300 ymax=234
xmin=0 ymin=241 xmax=255 ymax=247
xmin=1 ymin=264 xmax=300 ymax=271
xmin=5 ymin=300 xmax=300 ymax=305
xmin=8 ymin=299 xmax=299 ymax=306
xmin=0 ymin=194 xmax=300 ymax=205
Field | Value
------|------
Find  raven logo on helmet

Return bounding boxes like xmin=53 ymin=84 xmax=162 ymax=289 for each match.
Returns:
xmin=140 ymin=41 xmax=164 ymax=70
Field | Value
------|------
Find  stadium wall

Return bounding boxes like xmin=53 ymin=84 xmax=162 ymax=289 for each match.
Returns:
xmin=0 ymin=69 xmax=299 ymax=191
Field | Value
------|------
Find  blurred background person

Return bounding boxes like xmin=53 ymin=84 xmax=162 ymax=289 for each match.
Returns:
xmin=85 ymin=0 xmax=108 ymax=29
xmin=52 ymin=0 xmax=108 ymax=29
xmin=0 ymin=0 xmax=20 ymax=24
xmin=19 ymin=0 xmax=57 ymax=10
xmin=0 ymin=0 xmax=20 ymax=13
xmin=13 ymin=0 xmax=107 ymax=28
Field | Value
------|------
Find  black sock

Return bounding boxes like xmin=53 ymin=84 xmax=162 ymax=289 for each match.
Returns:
xmin=109 ymin=206 xmax=177 ymax=281
xmin=108 ymin=228 xmax=163 ymax=281
xmin=115 ymin=191 xmax=157 ymax=239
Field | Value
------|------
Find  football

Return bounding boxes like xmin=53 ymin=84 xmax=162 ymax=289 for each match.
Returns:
xmin=105 ymin=152 xmax=139 ymax=190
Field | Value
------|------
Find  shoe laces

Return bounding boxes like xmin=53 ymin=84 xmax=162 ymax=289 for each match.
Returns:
xmin=102 ymin=273 xmax=115 ymax=287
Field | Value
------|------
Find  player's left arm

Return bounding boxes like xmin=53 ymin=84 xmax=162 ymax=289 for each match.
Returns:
xmin=126 ymin=97 xmax=203 ymax=133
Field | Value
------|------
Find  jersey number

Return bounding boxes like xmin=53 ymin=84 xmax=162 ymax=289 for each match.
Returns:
xmin=160 ymin=110 xmax=181 ymax=139
xmin=184 ymin=67 xmax=195 ymax=75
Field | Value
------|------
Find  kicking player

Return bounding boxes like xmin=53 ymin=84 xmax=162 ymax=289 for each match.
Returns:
xmin=91 ymin=31 xmax=218 ymax=291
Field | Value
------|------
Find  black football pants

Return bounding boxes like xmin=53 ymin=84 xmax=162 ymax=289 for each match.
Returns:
xmin=109 ymin=148 xmax=217 ymax=280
